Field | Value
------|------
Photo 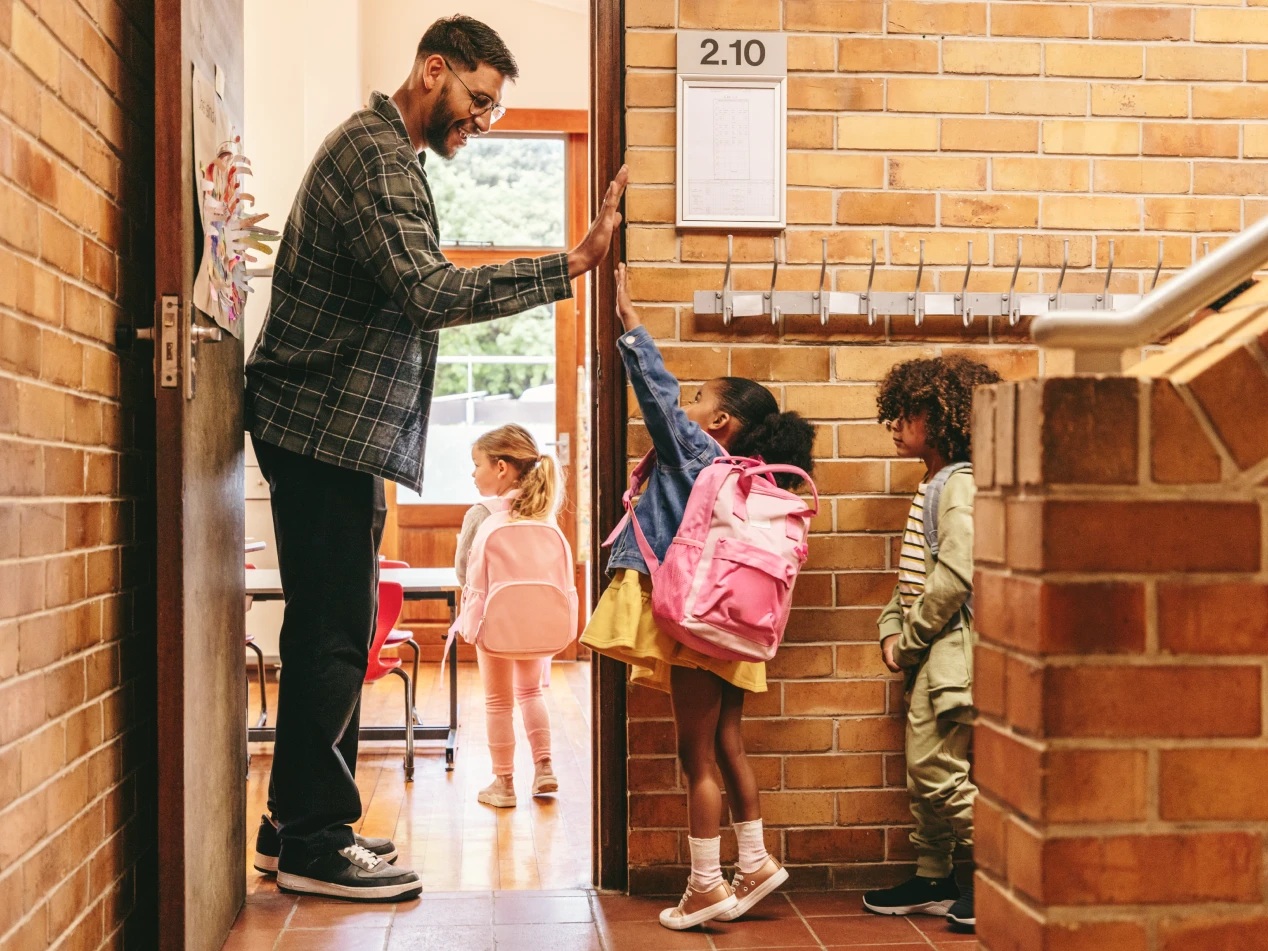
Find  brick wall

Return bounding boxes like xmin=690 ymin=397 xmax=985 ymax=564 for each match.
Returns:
xmin=621 ymin=0 xmax=1268 ymax=892
xmin=1 ymin=0 xmax=157 ymax=947
xmin=972 ymin=293 xmax=1268 ymax=949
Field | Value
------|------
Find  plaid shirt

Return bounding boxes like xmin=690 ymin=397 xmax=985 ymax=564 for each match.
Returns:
xmin=245 ymin=91 xmax=572 ymax=491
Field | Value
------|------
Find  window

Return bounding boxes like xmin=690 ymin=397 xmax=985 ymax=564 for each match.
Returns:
xmin=400 ymin=135 xmax=567 ymax=505
xmin=427 ymin=136 xmax=567 ymax=248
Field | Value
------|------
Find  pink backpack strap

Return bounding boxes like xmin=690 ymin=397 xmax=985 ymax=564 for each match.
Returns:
xmin=733 ymin=465 xmax=820 ymax=522
xmin=600 ymin=450 xmax=662 ymax=573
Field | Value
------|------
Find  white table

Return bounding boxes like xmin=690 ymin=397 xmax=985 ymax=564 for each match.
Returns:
xmin=244 ymin=567 xmax=462 ymax=772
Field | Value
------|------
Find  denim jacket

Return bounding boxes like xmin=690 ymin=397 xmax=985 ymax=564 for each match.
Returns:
xmin=606 ymin=326 xmax=722 ymax=574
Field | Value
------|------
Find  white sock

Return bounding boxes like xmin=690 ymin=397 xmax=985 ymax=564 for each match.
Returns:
xmin=734 ymin=819 xmax=769 ymax=875
xmin=688 ymin=835 xmax=723 ymax=892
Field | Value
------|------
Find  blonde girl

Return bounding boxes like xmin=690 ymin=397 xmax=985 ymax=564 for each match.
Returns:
xmin=456 ymin=423 xmax=561 ymax=807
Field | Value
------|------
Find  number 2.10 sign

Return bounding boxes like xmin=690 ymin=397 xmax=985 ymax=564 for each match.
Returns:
xmin=676 ymin=31 xmax=787 ymax=230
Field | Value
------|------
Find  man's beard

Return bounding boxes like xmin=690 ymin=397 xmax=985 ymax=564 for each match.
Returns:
xmin=425 ymin=84 xmax=465 ymax=160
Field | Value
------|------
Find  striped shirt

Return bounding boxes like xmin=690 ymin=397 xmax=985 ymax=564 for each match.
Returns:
xmin=897 ymin=484 xmax=928 ymax=616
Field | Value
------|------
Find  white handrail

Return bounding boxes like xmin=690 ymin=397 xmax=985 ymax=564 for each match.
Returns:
xmin=1031 ymin=214 xmax=1268 ymax=371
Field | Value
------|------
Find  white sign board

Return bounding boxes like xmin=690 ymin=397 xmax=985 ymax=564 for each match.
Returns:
xmin=677 ymin=31 xmax=786 ymax=231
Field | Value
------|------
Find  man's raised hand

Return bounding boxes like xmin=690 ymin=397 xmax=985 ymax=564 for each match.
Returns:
xmin=568 ymin=165 xmax=629 ymax=279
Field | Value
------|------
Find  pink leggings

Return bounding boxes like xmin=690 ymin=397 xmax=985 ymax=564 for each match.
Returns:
xmin=476 ymin=649 xmax=551 ymax=776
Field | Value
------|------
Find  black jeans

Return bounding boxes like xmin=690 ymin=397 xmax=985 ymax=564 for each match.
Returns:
xmin=254 ymin=438 xmax=386 ymax=861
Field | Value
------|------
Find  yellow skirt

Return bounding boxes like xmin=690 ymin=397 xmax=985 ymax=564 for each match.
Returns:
xmin=581 ymin=569 xmax=766 ymax=694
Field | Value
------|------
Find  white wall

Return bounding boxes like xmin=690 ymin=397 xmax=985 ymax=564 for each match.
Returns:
xmin=359 ymin=0 xmax=589 ymax=111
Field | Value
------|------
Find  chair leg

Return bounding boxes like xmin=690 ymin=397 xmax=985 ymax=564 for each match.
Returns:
xmin=390 ymin=667 xmax=415 ymax=782
xmin=246 ymin=641 xmax=268 ymax=728
xmin=403 ymin=639 xmax=421 ymax=725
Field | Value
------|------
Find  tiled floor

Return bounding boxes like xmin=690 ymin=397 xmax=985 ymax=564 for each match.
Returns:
xmin=245 ymin=660 xmax=594 ymax=894
xmin=223 ymin=888 xmax=976 ymax=950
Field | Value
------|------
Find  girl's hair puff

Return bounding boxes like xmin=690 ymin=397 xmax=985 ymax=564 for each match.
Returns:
xmin=473 ymin=423 xmax=559 ymax=521
xmin=713 ymin=377 xmax=816 ymax=490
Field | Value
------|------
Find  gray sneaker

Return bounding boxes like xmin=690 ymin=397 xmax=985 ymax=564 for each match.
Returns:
xmin=252 ymin=814 xmax=397 ymax=874
xmin=276 ymin=844 xmax=421 ymax=902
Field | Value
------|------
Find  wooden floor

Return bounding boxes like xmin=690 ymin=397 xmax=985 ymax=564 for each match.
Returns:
xmin=245 ymin=659 xmax=594 ymax=894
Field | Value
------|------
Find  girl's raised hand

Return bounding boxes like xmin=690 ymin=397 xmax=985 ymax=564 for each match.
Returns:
xmin=615 ymin=262 xmax=641 ymax=331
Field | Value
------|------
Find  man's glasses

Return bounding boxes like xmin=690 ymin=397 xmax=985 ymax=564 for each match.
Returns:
xmin=444 ymin=59 xmax=506 ymax=125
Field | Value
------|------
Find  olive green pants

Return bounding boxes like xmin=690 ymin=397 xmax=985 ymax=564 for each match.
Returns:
xmin=905 ymin=661 xmax=976 ymax=879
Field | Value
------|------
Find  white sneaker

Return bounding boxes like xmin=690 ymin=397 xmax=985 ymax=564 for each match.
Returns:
xmin=478 ymin=776 xmax=517 ymax=808
xmin=659 ymin=881 xmax=738 ymax=931
xmin=532 ymin=759 xmax=559 ymax=796
xmin=715 ymin=856 xmax=789 ymax=920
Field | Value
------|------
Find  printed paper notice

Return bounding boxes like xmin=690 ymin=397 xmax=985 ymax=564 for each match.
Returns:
xmin=682 ymin=84 xmax=780 ymax=225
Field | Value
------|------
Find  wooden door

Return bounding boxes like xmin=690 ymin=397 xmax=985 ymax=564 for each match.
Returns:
xmin=154 ymin=1 xmax=246 ymax=948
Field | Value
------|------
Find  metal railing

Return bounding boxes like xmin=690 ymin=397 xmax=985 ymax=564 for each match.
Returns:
xmin=1031 ymin=215 xmax=1268 ymax=372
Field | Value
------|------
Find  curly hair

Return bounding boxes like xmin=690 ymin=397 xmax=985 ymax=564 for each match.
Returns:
xmin=876 ymin=355 xmax=1002 ymax=463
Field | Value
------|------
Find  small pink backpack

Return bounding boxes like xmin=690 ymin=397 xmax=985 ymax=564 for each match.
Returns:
xmin=605 ymin=453 xmax=818 ymax=663
xmin=449 ymin=497 xmax=578 ymax=662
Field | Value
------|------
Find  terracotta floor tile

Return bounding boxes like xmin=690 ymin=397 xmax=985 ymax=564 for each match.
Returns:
xmin=593 ymin=894 xmax=672 ymax=924
xmin=490 ymin=922 xmax=602 ymax=950
xmin=730 ymin=892 xmax=800 ymax=920
xmin=707 ymin=916 xmax=820 ymax=949
xmin=810 ymin=914 xmax=927 ymax=947
xmin=599 ymin=919 xmax=712 ymax=950
xmin=393 ymin=893 xmax=494 ymax=926
xmin=287 ymin=899 xmax=395 ymax=929
xmin=276 ymin=928 xmax=389 ymax=951
xmin=230 ymin=894 xmax=297 ymax=931
xmin=492 ymin=893 xmax=593 ymax=924
xmin=385 ymin=925 xmax=495 ymax=951
xmin=221 ymin=931 xmax=282 ymax=951
xmin=786 ymin=892 xmax=869 ymax=918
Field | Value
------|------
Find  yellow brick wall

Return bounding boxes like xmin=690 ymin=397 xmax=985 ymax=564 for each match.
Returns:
xmin=1 ymin=0 xmax=157 ymax=944
xmin=621 ymin=0 xmax=1266 ymax=892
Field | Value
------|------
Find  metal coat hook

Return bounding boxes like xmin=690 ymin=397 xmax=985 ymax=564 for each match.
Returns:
xmin=767 ymin=235 xmax=781 ymax=325
xmin=1005 ymin=237 xmax=1023 ymax=326
xmin=816 ymin=238 xmax=829 ymax=325
xmin=958 ymin=240 xmax=974 ymax=327
xmin=864 ymin=239 xmax=877 ymax=326
xmin=1100 ymin=239 xmax=1114 ymax=305
xmin=718 ymin=234 xmax=735 ymax=325
xmin=1150 ymin=238 xmax=1164 ymax=293
xmin=912 ymin=239 xmax=925 ymax=327
xmin=1203 ymin=240 xmax=1210 ymax=259
xmin=1051 ymin=239 xmax=1069 ymax=309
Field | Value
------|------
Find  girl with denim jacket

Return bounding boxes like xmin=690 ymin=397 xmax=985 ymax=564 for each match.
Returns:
xmin=582 ymin=265 xmax=816 ymax=931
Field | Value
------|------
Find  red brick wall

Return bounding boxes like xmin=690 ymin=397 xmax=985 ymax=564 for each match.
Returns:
xmin=1 ymin=0 xmax=157 ymax=946
xmin=973 ymin=332 xmax=1268 ymax=949
xmin=621 ymin=0 xmax=1268 ymax=894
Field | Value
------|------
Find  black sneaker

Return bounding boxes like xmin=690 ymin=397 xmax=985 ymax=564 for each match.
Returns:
xmin=253 ymin=815 xmax=398 ymax=874
xmin=946 ymin=880 xmax=975 ymax=932
xmin=276 ymin=844 xmax=422 ymax=901
xmin=863 ymin=874 xmax=959 ymax=917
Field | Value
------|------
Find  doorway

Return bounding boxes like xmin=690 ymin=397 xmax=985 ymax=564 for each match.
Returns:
xmin=236 ymin=0 xmax=604 ymax=906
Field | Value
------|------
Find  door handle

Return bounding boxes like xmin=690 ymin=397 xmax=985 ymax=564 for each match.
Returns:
xmin=545 ymin=433 xmax=570 ymax=468
xmin=184 ymin=304 xmax=227 ymax=400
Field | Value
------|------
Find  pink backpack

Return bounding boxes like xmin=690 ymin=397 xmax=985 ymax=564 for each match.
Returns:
xmin=605 ymin=453 xmax=818 ymax=663
xmin=449 ymin=497 xmax=578 ymax=662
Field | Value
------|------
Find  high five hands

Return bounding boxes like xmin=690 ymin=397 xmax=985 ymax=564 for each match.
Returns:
xmin=567 ymin=165 xmax=629 ymax=279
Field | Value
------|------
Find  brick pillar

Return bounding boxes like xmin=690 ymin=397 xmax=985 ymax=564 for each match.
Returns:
xmin=973 ymin=374 xmax=1268 ymax=950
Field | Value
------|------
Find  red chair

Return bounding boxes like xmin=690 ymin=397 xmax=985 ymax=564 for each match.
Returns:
xmin=379 ymin=559 xmax=421 ymax=724
xmin=367 ymin=580 xmax=415 ymax=780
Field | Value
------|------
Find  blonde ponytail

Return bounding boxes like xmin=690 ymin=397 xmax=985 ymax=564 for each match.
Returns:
xmin=512 ymin=453 xmax=559 ymax=522
xmin=473 ymin=423 xmax=561 ymax=522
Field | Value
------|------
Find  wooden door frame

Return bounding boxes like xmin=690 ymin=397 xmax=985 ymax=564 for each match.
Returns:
xmin=590 ymin=0 xmax=628 ymax=892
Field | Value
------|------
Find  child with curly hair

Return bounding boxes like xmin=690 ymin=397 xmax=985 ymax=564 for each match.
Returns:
xmin=861 ymin=355 xmax=1000 ymax=934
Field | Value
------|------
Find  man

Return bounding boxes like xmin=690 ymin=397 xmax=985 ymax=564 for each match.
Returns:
xmin=244 ymin=15 xmax=627 ymax=901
